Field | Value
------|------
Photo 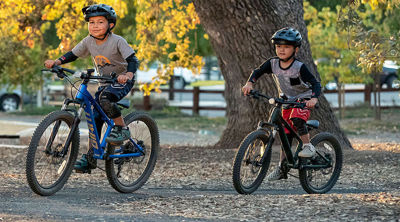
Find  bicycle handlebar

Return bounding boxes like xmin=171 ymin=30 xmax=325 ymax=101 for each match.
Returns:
xmin=42 ymin=65 xmax=118 ymax=84
xmin=248 ymin=90 xmax=316 ymax=109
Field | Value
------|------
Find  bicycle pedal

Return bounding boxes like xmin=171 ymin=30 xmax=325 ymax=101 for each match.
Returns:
xmin=75 ymin=169 xmax=91 ymax=174
xmin=108 ymin=141 xmax=123 ymax=146
xmin=114 ymin=159 xmax=123 ymax=165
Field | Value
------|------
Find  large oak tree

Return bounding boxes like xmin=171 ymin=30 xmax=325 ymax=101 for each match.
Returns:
xmin=193 ymin=0 xmax=352 ymax=148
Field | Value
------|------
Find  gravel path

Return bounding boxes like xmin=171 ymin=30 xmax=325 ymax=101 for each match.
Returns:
xmin=1 ymin=142 xmax=399 ymax=221
xmin=0 ymin=113 xmax=399 ymax=221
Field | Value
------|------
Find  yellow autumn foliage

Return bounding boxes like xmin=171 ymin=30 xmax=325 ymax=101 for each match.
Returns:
xmin=135 ymin=0 xmax=203 ymax=95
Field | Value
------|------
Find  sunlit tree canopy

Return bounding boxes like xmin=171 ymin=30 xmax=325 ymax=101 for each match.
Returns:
xmin=0 ymin=0 xmax=205 ymax=95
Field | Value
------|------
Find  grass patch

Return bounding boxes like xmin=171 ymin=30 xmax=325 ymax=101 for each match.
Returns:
xmin=155 ymin=115 xmax=227 ymax=133
xmin=336 ymin=103 xmax=400 ymax=119
xmin=12 ymin=105 xmax=61 ymax=116
xmin=122 ymin=106 xmax=227 ymax=132
xmin=191 ymin=80 xmax=224 ymax=87
xmin=338 ymin=105 xmax=400 ymax=134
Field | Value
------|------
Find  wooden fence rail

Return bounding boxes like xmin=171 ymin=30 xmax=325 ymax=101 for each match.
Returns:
xmin=132 ymin=87 xmax=226 ymax=114
xmin=134 ymin=86 xmax=399 ymax=114
xmin=48 ymin=85 xmax=399 ymax=114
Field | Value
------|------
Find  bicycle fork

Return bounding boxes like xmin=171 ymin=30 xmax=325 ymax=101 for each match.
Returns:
xmin=49 ymin=109 xmax=82 ymax=158
xmin=257 ymin=123 xmax=277 ymax=166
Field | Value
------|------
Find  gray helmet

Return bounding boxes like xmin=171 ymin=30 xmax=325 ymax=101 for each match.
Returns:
xmin=82 ymin=4 xmax=117 ymax=28
xmin=271 ymin=27 xmax=302 ymax=47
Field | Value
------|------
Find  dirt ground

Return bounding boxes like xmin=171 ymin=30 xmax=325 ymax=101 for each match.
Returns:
xmin=0 ymin=139 xmax=399 ymax=221
xmin=0 ymin=110 xmax=399 ymax=221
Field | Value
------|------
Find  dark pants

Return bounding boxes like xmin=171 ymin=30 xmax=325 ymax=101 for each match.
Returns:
xmin=93 ymin=81 xmax=134 ymax=135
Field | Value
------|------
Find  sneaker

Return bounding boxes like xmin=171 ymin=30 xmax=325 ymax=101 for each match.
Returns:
xmin=298 ymin=144 xmax=316 ymax=158
xmin=106 ymin=126 xmax=131 ymax=145
xmin=266 ymin=166 xmax=288 ymax=181
xmin=74 ymin=154 xmax=97 ymax=173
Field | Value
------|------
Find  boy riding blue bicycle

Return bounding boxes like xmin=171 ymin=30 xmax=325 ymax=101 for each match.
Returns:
xmin=242 ymin=27 xmax=321 ymax=181
xmin=44 ymin=4 xmax=139 ymax=173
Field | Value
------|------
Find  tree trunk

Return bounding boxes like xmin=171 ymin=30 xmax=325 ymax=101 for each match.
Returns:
xmin=193 ymin=0 xmax=352 ymax=148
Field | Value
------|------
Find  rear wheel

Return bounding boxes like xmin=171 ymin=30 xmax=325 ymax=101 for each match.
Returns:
xmin=26 ymin=111 xmax=79 ymax=196
xmin=299 ymin=132 xmax=343 ymax=194
xmin=105 ymin=112 xmax=159 ymax=193
xmin=232 ymin=130 xmax=272 ymax=194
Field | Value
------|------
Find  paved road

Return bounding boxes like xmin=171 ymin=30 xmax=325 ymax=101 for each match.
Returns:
xmin=0 ymin=113 xmax=219 ymax=147
xmin=0 ymin=185 xmax=389 ymax=221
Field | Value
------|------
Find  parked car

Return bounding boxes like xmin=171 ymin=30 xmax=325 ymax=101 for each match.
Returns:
xmin=381 ymin=60 xmax=399 ymax=88
xmin=0 ymin=86 xmax=23 ymax=112
xmin=324 ymin=60 xmax=399 ymax=90
xmin=135 ymin=62 xmax=198 ymax=89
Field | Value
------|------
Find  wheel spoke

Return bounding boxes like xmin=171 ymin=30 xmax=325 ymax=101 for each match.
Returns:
xmin=299 ymin=133 xmax=342 ymax=194
xmin=105 ymin=112 xmax=159 ymax=193
xmin=239 ymin=138 xmax=264 ymax=187
xmin=232 ymin=130 xmax=272 ymax=194
xmin=26 ymin=111 xmax=79 ymax=196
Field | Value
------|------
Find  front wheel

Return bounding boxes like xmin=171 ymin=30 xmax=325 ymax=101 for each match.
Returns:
xmin=299 ymin=132 xmax=343 ymax=194
xmin=105 ymin=112 xmax=159 ymax=193
xmin=26 ymin=111 xmax=80 ymax=196
xmin=232 ymin=130 xmax=272 ymax=194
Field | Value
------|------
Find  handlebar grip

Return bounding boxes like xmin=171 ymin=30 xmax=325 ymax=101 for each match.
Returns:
xmin=63 ymin=67 xmax=75 ymax=74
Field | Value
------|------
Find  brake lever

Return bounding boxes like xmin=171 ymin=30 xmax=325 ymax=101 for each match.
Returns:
xmin=52 ymin=66 xmax=66 ymax=79
xmin=248 ymin=90 xmax=259 ymax=99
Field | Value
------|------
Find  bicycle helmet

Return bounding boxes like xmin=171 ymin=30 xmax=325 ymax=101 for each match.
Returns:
xmin=82 ymin=4 xmax=117 ymax=40
xmin=271 ymin=27 xmax=302 ymax=47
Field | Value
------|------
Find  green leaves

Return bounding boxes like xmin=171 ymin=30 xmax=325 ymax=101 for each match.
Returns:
xmin=305 ymin=0 xmax=400 ymax=85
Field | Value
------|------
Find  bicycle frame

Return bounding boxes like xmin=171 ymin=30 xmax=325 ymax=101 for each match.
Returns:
xmin=57 ymin=78 xmax=145 ymax=161
xmin=258 ymin=103 xmax=303 ymax=168
xmin=258 ymin=102 xmax=334 ymax=170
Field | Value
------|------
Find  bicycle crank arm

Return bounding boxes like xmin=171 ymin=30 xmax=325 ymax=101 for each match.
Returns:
xmin=108 ymin=153 xmax=143 ymax=158
xmin=300 ymin=164 xmax=332 ymax=169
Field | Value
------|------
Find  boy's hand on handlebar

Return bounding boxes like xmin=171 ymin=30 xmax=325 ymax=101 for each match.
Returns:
xmin=242 ymin=82 xmax=253 ymax=96
xmin=306 ymin=98 xmax=318 ymax=108
xmin=117 ymin=72 xmax=133 ymax=84
xmin=44 ymin=59 xmax=61 ymax=69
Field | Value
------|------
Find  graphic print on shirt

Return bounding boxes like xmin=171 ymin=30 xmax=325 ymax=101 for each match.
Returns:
xmin=94 ymin=55 xmax=116 ymax=75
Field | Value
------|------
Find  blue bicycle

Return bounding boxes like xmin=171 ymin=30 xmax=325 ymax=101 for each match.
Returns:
xmin=26 ymin=66 xmax=159 ymax=196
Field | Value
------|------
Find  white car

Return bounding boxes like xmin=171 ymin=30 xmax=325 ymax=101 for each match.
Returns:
xmin=0 ymin=86 xmax=23 ymax=112
xmin=135 ymin=62 xmax=198 ymax=89
xmin=324 ymin=60 xmax=399 ymax=90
